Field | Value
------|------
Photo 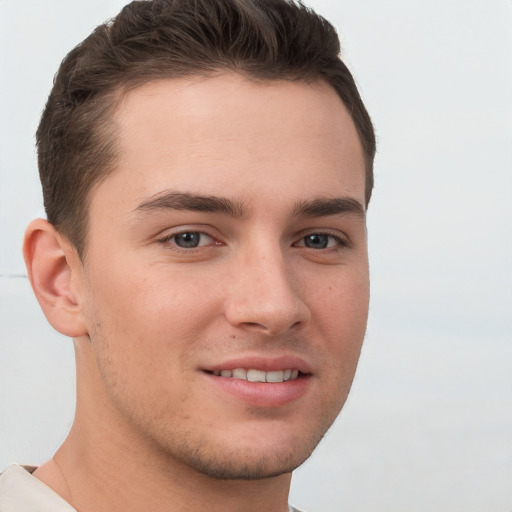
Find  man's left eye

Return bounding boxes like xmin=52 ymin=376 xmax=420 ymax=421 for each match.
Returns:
xmin=295 ymin=234 xmax=344 ymax=249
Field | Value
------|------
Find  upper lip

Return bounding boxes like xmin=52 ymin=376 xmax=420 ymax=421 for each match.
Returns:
xmin=202 ymin=354 xmax=313 ymax=374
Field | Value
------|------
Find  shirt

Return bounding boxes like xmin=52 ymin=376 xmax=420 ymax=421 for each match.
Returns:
xmin=0 ymin=465 xmax=75 ymax=512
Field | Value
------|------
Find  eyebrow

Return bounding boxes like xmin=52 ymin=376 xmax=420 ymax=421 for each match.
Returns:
xmin=291 ymin=197 xmax=365 ymax=219
xmin=134 ymin=191 xmax=365 ymax=220
xmin=134 ymin=191 xmax=246 ymax=217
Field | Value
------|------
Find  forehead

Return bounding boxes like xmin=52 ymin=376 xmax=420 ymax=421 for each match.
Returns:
xmin=93 ymin=73 xmax=365 ymax=212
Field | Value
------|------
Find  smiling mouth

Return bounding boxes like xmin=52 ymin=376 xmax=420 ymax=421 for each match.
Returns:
xmin=207 ymin=368 xmax=301 ymax=383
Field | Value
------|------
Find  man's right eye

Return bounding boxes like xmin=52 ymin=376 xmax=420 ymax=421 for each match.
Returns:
xmin=158 ymin=231 xmax=215 ymax=249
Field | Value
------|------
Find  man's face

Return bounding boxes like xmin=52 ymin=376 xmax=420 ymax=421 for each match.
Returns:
xmin=76 ymin=74 xmax=369 ymax=479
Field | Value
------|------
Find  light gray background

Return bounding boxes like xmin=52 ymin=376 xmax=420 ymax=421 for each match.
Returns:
xmin=1 ymin=1 xmax=511 ymax=511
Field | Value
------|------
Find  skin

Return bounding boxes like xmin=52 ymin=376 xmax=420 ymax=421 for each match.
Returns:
xmin=25 ymin=73 xmax=369 ymax=512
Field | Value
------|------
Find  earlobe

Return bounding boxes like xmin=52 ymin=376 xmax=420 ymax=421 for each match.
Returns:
xmin=23 ymin=219 xmax=88 ymax=338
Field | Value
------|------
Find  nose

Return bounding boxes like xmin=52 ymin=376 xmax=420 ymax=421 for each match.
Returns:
xmin=224 ymin=247 xmax=311 ymax=336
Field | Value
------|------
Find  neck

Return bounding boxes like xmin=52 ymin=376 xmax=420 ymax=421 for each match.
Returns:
xmin=34 ymin=338 xmax=292 ymax=512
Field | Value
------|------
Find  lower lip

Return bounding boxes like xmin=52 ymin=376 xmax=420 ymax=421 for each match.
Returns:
xmin=204 ymin=372 xmax=311 ymax=408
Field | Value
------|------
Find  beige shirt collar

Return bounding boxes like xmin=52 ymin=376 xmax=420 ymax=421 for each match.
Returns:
xmin=0 ymin=464 xmax=76 ymax=512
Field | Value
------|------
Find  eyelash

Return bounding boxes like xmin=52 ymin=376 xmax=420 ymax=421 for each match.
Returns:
xmin=156 ymin=230 xmax=349 ymax=252
xmin=294 ymin=232 xmax=348 ymax=250
xmin=157 ymin=231 xmax=218 ymax=252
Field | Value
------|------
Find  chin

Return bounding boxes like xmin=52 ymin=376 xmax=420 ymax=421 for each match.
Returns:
xmin=179 ymin=446 xmax=312 ymax=480
xmin=165 ymin=421 xmax=331 ymax=481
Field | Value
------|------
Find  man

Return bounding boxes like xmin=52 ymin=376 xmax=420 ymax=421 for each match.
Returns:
xmin=0 ymin=0 xmax=375 ymax=511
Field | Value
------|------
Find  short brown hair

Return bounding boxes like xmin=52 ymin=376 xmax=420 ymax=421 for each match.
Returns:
xmin=37 ymin=0 xmax=376 ymax=257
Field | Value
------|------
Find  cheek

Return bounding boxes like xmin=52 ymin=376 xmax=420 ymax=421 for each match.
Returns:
xmin=310 ymin=269 xmax=369 ymax=386
xmin=89 ymin=260 xmax=216 ymax=328
xmin=312 ymin=267 xmax=369 ymax=334
xmin=83 ymin=265 xmax=222 ymax=380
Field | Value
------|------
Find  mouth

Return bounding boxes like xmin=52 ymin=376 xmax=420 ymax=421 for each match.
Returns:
xmin=206 ymin=368 xmax=301 ymax=383
xmin=201 ymin=356 xmax=312 ymax=407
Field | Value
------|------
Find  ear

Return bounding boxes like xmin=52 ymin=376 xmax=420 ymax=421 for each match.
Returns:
xmin=23 ymin=219 xmax=88 ymax=338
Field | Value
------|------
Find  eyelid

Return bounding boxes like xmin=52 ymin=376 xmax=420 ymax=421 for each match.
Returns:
xmin=293 ymin=229 xmax=350 ymax=248
xmin=156 ymin=227 xmax=221 ymax=250
xmin=154 ymin=225 xmax=350 ymax=252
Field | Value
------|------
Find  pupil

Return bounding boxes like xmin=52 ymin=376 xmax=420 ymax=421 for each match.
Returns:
xmin=175 ymin=233 xmax=200 ymax=248
xmin=305 ymin=234 xmax=328 ymax=249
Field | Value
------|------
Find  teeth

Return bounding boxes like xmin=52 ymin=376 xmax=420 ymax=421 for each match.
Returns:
xmin=247 ymin=369 xmax=266 ymax=382
xmin=232 ymin=368 xmax=247 ymax=379
xmin=266 ymin=370 xmax=284 ymax=383
xmin=214 ymin=368 xmax=300 ymax=383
